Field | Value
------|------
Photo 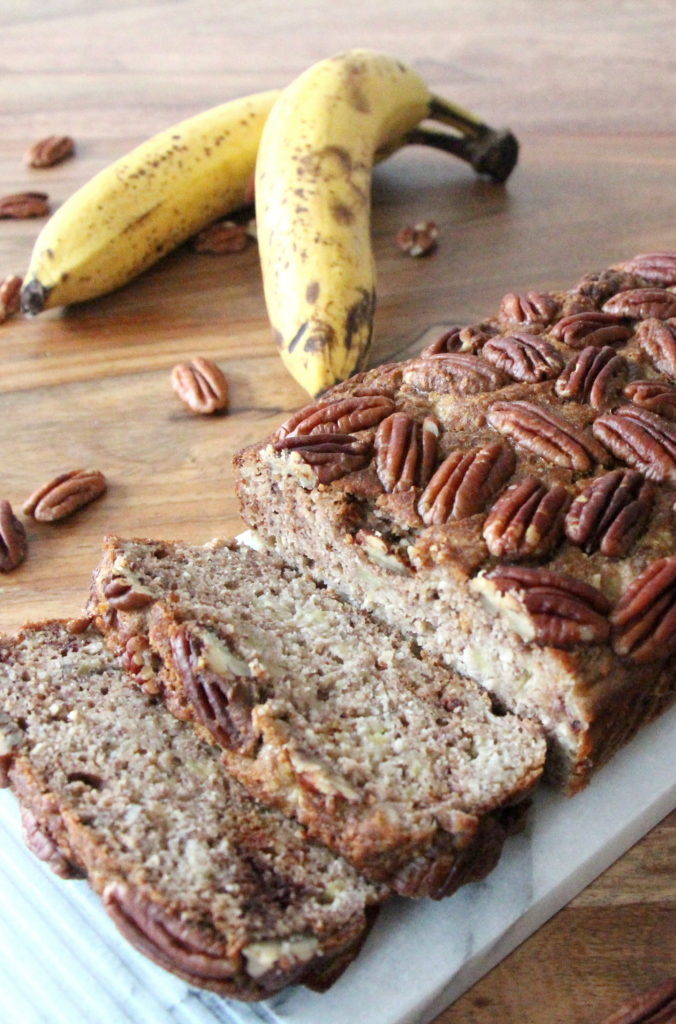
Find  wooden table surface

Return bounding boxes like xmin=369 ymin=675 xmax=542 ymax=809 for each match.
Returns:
xmin=1 ymin=2 xmax=674 ymax=1022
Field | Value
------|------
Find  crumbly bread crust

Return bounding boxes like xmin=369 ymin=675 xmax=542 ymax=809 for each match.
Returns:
xmin=233 ymin=254 xmax=676 ymax=792
xmin=0 ymin=620 xmax=384 ymax=999
xmin=87 ymin=535 xmax=544 ymax=898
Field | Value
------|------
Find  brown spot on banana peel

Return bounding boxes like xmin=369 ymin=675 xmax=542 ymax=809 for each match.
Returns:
xmin=344 ymin=288 xmax=376 ymax=355
xmin=331 ymin=202 xmax=355 ymax=225
xmin=305 ymin=281 xmax=320 ymax=304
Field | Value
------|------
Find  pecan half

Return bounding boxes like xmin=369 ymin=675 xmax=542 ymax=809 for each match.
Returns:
xmin=374 ymin=413 xmax=439 ymax=492
xmin=25 ymin=135 xmax=75 ymax=168
xmin=602 ymin=288 xmax=676 ymax=321
xmin=565 ymin=470 xmax=655 ymax=557
xmin=0 ymin=274 xmax=22 ymax=322
xmin=171 ymin=357 xmax=229 ymax=414
xmin=275 ymin=393 xmax=394 ymax=440
xmin=103 ymin=883 xmax=237 ymax=985
xmin=625 ymin=379 xmax=676 ymax=420
xmin=396 ymin=220 xmax=438 ymax=257
xmin=571 ymin=268 xmax=638 ymax=306
xmin=20 ymin=808 xmax=82 ymax=879
xmin=0 ymin=191 xmax=50 ymax=219
xmin=193 ymin=219 xmax=250 ymax=254
xmin=634 ymin=317 xmax=676 ymax=378
xmin=23 ymin=469 xmax=107 ymax=521
xmin=171 ymin=627 xmax=257 ymax=752
xmin=418 ymin=442 xmax=515 ymax=524
xmin=403 ymin=353 xmax=507 ymax=395
xmin=611 ymin=557 xmax=676 ymax=662
xmin=475 ymin=565 xmax=610 ymax=648
xmin=487 ymin=400 xmax=610 ymax=472
xmin=618 ymin=252 xmax=676 ymax=287
xmin=548 ymin=311 xmax=633 ymax=349
xmin=421 ymin=326 xmax=465 ymax=356
xmin=592 ymin=406 xmax=676 ymax=484
xmin=103 ymin=577 xmax=155 ymax=611
xmin=483 ymin=476 xmax=571 ymax=559
xmin=555 ymin=345 xmax=629 ymax=409
xmin=0 ymin=500 xmax=27 ymax=572
xmin=274 ymin=432 xmax=372 ymax=484
xmin=498 ymin=290 xmax=559 ymax=327
xmin=482 ymin=331 xmax=564 ymax=383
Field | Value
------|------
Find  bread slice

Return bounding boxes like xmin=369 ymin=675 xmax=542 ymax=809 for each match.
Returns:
xmin=0 ymin=619 xmax=385 ymax=1000
xmin=233 ymin=253 xmax=676 ymax=793
xmin=87 ymin=535 xmax=545 ymax=899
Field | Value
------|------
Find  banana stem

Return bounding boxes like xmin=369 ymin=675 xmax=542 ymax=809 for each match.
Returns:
xmin=427 ymin=95 xmax=491 ymax=138
xmin=406 ymin=124 xmax=519 ymax=184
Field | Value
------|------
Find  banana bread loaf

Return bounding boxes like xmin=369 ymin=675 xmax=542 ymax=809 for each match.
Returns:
xmin=0 ymin=619 xmax=385 ymax=999
xmin=233 ymin=252 xmax=676 ymax=793
xmin=87 ymin=535 xmax=545 ymax=898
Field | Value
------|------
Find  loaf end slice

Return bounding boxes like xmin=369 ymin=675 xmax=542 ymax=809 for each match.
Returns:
xmin=0 ymin=620 xmax=384 ymax=1000
xmin=88 ymin=535 xmax=545 ymax=899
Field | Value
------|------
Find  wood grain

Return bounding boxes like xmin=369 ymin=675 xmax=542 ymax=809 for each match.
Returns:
xmin=0 ymin=2 xmax=674 ymax=1021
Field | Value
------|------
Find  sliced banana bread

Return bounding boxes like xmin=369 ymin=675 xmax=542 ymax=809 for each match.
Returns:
xmin=233 ymin=252 xmax=676 ymax=793
xmin=87 ymin=535 xmax=545 ymax=899
xmin=0 ymin=620 xmax=385 ymax=1000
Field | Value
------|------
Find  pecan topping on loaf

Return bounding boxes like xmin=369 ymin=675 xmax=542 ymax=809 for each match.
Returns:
xmin=274 ymin=432 xmax=372 ymax=484
xmin=171 ymin=626 xmax=257 ymax=753
xmin=571 ymin=268 xmax=637 ymax=306
xmin=402 ymin=353 xmax=507 ymax=395
xmin=602 ymin=288 xmax=676 ymax=321
xmin=618 ymin=252 xmax=676 ymax=287
xmin=374 ymin=413 xmax=439 ymax=492
xmin=418 ymin=443 xmax=515 ymax=524
xmin=634 ymin=317 xmax=676 ymax=378
xmin=564 ymin=470 xmax=655 ymax=558
xmin=610 ymin=557 xmax=676 ymax=662
xmin=592 ymin=406 xmax=676 ymax=484
xmin=482 ymin=332 xmax=564 ymax=383
xmin=555 ymin=346 xmax=629 ymax=409
xmin=483 ymin=477 xmax=571 ymax=560
xmin=548 ymin=311 xmax=633 ymax=349
xmin=472 ymin=565 xmax=610 ymax=648
xmin=487 ymin=400 xmax=610 ymax=472
xmin=275 ymin=393 xmax=394 ymax=440
xmin=624 ymin=379 xmax=676 ymax=419
xmin=420 ymin=324 xmax=495 ymax=356
xmin=498 ymin=291 xmax=559 ymax=327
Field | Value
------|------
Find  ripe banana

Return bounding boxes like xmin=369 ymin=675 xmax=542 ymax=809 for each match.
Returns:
xmin=21 ymin=90 xmax=279 ymax=314
xmin=255 ymin=49 xmax=518 ymax=397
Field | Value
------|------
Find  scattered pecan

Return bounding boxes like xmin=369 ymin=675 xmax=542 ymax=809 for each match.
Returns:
xmin=555 ymin=345 xmax=629 ymax=409
xmin=483 ymin=476 xmax=571 ymax=560
xmin=103 ymin=577 xmax=155 ymax=611
xmin=598 ymin=977 xmax=676 ymax=1024
xmin=0 ymin=274 xmax=22 ymax=323
xmin=274 ymin=431 xmax=372 ymax=484
xmin=193 ymin=219 xmax=250 ymax=254
xmin=23 ymin=469 xmax=107 ymax=522
xmin=634 ymin=317 xmax=676 ymax=378
xmin=482 ymin=331 xmax=564 ymax=383
xmin=396 ymin=220 xmax=438 ymax=257
xmin=275 ymin=393 xmax=394 ymax=440
xmin=0 ymin=191 xmax=50 ymax=219
xmin=548 ymin=311 xmax=633 ymax=350
xmin=374 ymin=413 xmax=439 ymax=492
xmin=24 ymin=134 xmax=75 ymax=168
xmin=171 ymin=357 xmax=229 ymax=414
xmin=418 ymin=442 xmax=515 ymax=524
xmin=478 ymin=565 xmax=610 ymax=648
xmin=571 ymin=267 xmax=637 ymax=306
xmin=103 ymin=882 xmax=235 ymax=985
xmin=592 ymin=405 xmax=676 ymax=484
xmin=611 ymin=557 xmax=676 ymax=662
xmin=618 ymin=252 xmax=676 ymax=288
xmin=170 ymin=627 xmax=257 ymax=751
xmin=403 ymin=353 xmax=507 ymax=395
xmin=624 ymin=379 xmax=676 ymax=420
xmin=602 ymin=288 xmax=676 ymax=321
xmin=0 ymin=500 xmax=27 ymax=572
xmin=487 ymin=400 xmax=610 ymax=472
xmin=564 ymin=469 xmax=655 ymax=558
xmin=498 ymin=290 xmax=559 ymax=327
